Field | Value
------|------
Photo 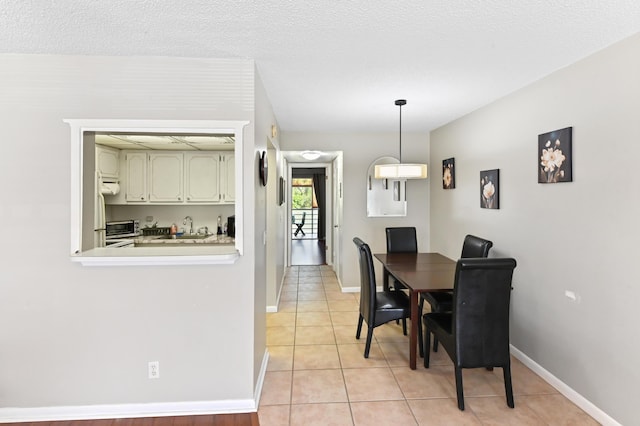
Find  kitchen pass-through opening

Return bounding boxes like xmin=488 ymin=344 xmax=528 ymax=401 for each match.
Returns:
xmin=66 ymin=119 xmax=248 ymax=266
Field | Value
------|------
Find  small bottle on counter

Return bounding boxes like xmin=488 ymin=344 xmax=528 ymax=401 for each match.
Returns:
xmin=170 ymin=223 xmax=177 ymax=236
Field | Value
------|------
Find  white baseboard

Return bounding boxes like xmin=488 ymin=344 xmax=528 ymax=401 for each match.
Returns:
xmin=0 ymin=399 xmax=256 ymax=423
xmin=510 ymin=345 xmax=620 ymax=426
xmin=266 ymin=272 xmax=286 ymax=312
xmin=1 ymin=351 xmax=272 ymax=423
xmin=341 ymin=286 xmax=359 ymax=293
xmin=254 ymin=349 xmax=269 ymax=405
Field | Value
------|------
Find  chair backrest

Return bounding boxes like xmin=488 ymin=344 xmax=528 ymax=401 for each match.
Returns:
xmin=300 ymin=212 xmax=306 ymax=225
xmin=452 ymin=258 xmax=517 ymax=368
xmin=460 ymin=234 xmax=493 ymax=258
xmin=353 ymin=237 xmax=376 ymax=323
xmin=385 ymin=227 xmax=418 ymax=253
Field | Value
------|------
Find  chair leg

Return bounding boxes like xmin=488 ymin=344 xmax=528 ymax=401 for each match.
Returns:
xmin=364 ymin=326 xmax=374 ymax=358
xmin=401 ymin=318 xmax=407 ymax=335
xmin=433 ymin=336 xmax=439 ymax=352
xmin=417 ymin=315 xmax=423 ymax=358
xmin=423 ymin=327 xmax=431 ymax=368
xmin=503 ymin=364 xmax=515 ymax=408
xmin=356 ymin=315 xmax=363 ymax=339
xmin=455 ymin=366 xmax=465 ymax=411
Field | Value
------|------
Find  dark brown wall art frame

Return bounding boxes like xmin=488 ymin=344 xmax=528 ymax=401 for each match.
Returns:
xmin=442 ymin=157 xmax=455 ymax=189
xmin=538 ymin=127 xmax=573 ymax=183
xmin=480 ymin=169 xmax=499 ymax=209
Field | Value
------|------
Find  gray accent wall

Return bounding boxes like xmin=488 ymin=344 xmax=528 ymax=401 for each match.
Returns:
xmin=0 ymin=55 xmax=269 ymax=416
xmin=429 ymin=33 xmax=640 ymax=425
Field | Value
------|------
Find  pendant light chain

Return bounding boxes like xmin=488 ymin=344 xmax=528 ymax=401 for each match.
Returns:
xmin=399 ymin=102 xmax=402 ymax=162
xmin=396 ymin=99 xmax=406 ymax=163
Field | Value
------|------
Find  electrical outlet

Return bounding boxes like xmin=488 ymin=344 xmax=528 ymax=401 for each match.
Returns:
xmin=148 ymin=361 xmax=159 ymax=379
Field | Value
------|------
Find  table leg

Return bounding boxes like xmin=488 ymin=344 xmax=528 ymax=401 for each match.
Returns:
xmin=409 ymin=289 xmax=418 ymax=369
xmin=383 ymin=268 xmax=390 ymax=291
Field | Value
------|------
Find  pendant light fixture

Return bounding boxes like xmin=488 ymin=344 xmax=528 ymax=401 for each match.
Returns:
xmin=374 ymin=99 xmax=428 ymax=180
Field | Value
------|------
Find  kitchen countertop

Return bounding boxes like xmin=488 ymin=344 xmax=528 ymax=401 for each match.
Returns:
xmin=134 ymin=234 xmax=235 ymax=246
xmin=71 ymin=234 xmax=238 ymax=266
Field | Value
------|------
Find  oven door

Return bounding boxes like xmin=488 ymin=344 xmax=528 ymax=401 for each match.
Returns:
xmin=105 ymin=239 xmax=134 ymax=248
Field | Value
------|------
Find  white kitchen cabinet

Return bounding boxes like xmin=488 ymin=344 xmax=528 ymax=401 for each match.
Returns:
xmin=148 ymin=153 xmax=184 ymax=202
xmin=185 ymin=153 xmax=221 ymax=203
xmin=96 ymin=145 xmax=120 ymax=179
xmin=221 ymin=152 xmax=235 ymax=203
xmin=124 ymin=152 xmax=147 ymax=202
xmin=119 ymin=150 xmax=233 ymax=205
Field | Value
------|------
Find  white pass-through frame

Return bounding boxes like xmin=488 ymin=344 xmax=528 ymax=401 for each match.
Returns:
xmin=66 ymin=118 xmax=248 ymax=265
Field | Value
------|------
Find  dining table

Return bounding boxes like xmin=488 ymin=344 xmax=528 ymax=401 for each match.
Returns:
xmin=374 ymin=252 xmax=457 ymax=369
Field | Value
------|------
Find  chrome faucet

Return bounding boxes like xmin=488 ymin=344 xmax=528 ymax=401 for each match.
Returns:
xmin=183 ymin=216 xmax=194 ymax=235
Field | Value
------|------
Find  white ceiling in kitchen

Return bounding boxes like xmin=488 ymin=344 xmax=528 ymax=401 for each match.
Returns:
xmin=95 ymin=133 xmax=235 ymax=151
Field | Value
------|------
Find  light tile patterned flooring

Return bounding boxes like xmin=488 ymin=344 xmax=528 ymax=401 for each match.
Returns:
xmin=259 ymin=265 xmax=600 ymax=425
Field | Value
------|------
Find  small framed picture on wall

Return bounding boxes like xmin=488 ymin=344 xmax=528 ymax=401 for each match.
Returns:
xmin=538 ymin=127 xmax=572 ymax=183
xmin=480 ymin=169 xmax=499 ymax=209
xmin=442 ymin=158 xmax=455 ymax=189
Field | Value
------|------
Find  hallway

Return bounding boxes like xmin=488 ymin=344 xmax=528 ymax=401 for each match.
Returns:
xmin=290 ymin=239 xmax=326 ymax=265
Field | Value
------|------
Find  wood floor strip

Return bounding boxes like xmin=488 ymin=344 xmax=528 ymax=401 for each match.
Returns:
xmin=3 ymin=413 xmax=259 ymax=426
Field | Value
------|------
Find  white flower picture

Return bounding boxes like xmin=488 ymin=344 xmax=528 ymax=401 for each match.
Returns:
xmin=442 ymin=157 xmax=455 ymax=189
xmin=538 ymin=127 xmax=572 ymax=183
xmin=480 ymin=169 xmax=499 ymax=209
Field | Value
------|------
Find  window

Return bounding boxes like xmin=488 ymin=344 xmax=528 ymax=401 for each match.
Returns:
xmin=291 ymin=178 xmax=315 ymax=209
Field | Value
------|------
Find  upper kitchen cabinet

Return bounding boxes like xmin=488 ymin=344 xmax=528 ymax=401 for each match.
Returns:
xmin=185 ymin=152 xmax=234 ymax=203
xmin=149 ymin=153 xmax=184 ymax=202
xmin=117 ymin=151 xmax=233 ymax=205
xmin=185 ymin=153 xmax=221 ymax=202
xmin=124 ymin=152 xmax=147 ymax=202
xmin=221 ymin=152 xmax=235 ymax=203
xmin=96 ymin=145 xmax=120 ymax=180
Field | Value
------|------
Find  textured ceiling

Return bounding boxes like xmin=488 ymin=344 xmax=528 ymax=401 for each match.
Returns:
xmin=1 ymin=1 xmax=639 ymax=133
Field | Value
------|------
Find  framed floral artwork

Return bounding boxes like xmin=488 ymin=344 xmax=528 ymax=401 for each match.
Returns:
xmin=538 ymin=127 xmax=572 ymax=183
xmin=442 ymin=158 xmax=455 ymax=189
xmin=480 ymin=169 xmax=499 ymax=209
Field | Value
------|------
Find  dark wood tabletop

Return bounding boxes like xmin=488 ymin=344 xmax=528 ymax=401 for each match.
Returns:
xmin=374 ymin=252 xmax=453 ymax=265
xmin=374 ymin=252 xmax=456 ymax=369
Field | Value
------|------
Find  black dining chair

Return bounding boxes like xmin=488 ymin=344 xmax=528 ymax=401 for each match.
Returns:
xmin=418 ymin=234 xmax=493 ymax=355
xmin=422 ymin=257 xmax=517 ymax=411
xmin=383 ymin=227 xmax=418 ymax=291
xmin=353 ymin=237 xmax=410 ymax=358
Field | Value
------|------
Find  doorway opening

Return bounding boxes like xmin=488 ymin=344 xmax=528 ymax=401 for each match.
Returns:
xmin=291 ymin=167 xmax=326 ymax=265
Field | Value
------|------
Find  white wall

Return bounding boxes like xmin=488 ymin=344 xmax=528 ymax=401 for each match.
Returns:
xmin=281 ymin=132 xmax=430 ymax=289
xmin=429 ymin=33 xmax=640 ymax=425
xmin=0 ymin=55 xmax=265 ymax=418
xmin=252 ymin=69 xmax=283 ymax=386
xmin=265 ymin=148 xmax=286 ymax=310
